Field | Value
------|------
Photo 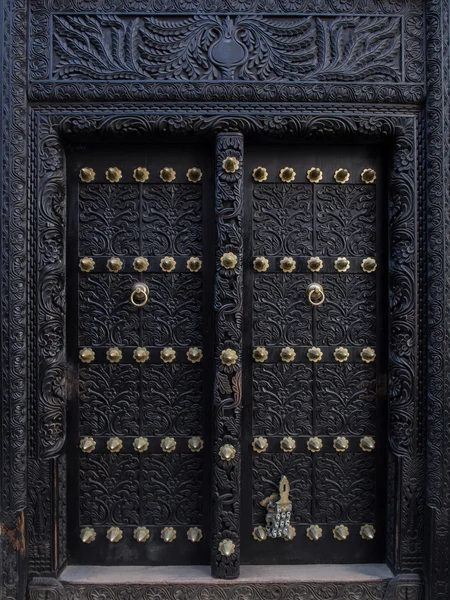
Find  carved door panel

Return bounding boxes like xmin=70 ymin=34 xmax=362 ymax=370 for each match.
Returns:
xmin=66 ymin=144 xmax=214 ymax=565
xmin=242 ymin=144 xmax=387 ymax=564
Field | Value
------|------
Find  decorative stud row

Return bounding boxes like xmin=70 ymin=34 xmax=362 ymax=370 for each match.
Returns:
xmin=252 ymin=524 xmax=375 ymax=542
xmin=253 ymin=346 xmax=376 ymax=364
xmin=79 ymin=436 xmax=204 ymax=454
xmin=254 ymin=256 xmax=377 ymax=273
xmin=79 ymin=256 xmax=202 ymax=273
xmin=80 ymin=526 xmax=203 ymax=544
xmin=252 ymin=436 xmax=375 ymax=454
xmin=79 ymin=167 xmax=203 ymax=184
xmin=252 ymin=166 xmax=376 ymax=184
xmin=79 ymin=347 xmax=203 ymax=364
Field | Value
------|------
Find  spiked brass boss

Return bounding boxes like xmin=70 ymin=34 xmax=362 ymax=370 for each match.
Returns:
xmin=307 ymin=283 xmax=325 ymax=306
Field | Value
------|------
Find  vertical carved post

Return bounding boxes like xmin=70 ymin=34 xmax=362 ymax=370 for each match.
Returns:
xmin=211 ymin=133 xmax=244 ymax=579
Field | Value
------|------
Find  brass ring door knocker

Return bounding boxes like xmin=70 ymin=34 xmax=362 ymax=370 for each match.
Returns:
xmin=130 ymin=282 xmax=149 ymax=307
xmin=307 ymin=283 xmax=325 ymax=306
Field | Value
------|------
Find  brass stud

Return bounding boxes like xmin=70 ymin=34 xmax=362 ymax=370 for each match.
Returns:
xmin=279 ymin=167 xmax=296 ymax=183
xmin=79 ymin=347 xmax=95 ymax=363
xmin=160 ymin=256 xmax=176 ymax=272
xmin=362 ymin=257 xmax=377 ymax=273
xmin=360 ymin=436 xmax=376 ymax=452
xmin=334 ymin=257 xmax=350 ymax=272
xmin=187 ymin=347 xmax=203 ymax=363
xmin=133 ymin=256 xmax=149 ymax=272
xmin=107 ymin=437 xmax=123 ymax=453
xmin=280 ymin=347 xmax=296 ymax=363
xmin=253 ymin=256 xmax=269 ymax=272
xmin=187 ymin=257 xmax=202 ymax=272
xmin=186 ymin=167 xmax=203 ymax=183
xmin=106 ymin=527 xmax=123 ymax=543
xmin=306 ymin=525 xmax=323 ymax=541
xmin=307 ymin=347 xmax=323 ymax=362
xmin=161 ymin=437 xmax=177 ymax=453
xmin=187 ymin=527 xmax=203 ymax=542
xmin=107 ymin=257 xmax=123 ymax=273
xmin=252 ymin=436 xmax=268 ymax=453
xmin=133 ymin=347 xmax=149 ymax=363
xmin=106 ymin=347 xmax=122 ymax=363
xmin=306 ymin=167 xmax=323 ymax=183
xmin=134 ymin=526 xmax=150 ymax=542
xmin=280 ymin=436 xmax=296 ymax=453
xmin=252 ymin=166 xmax=268 ymax=182
xmin=161 ymin=527 xmax=176 ymax=542
xmin=219 ymin=444 xmax=236 ymax=461
xmin=161 ymin=347 xmax=176 ymax=363
xmin=79 ymin=257 xmax=95 ymax=272
xmin=79 ymin=167 xmax=95 ymax=183
xmin=133 ymin=437 xmax=149 ymax=453
xmin=360 ymin=524 xmax=376 ymax=540
xmin=333 ymin=436 xmax=349 ymax=452
xmin=334 ymin=347 xmax=350 ymax=362
xmin=361 ymin=347 xmax=376 ymax=363
xmin=80 ymin=527 xmax=96 ymax=543
xmin=105 ymin=167 xmax=122 ymax=183
xmin=307 ymin=437 xmax=323 ymax=453
xmin=221 ymin=252 xmax=238 ymax=269
xmin=253 ymin=347 xmax=268 ymax=363
xmin=252 ymin=525 xmax=267 ymax=542
xmin=361 ymin=168 xmax=377 ymax=184
xmin=334 ymin=168 xmax=350 ymax=184
xmin=223 ymin=156 xmax=239 ymax=173
xmin=333 ymin=525 xmax=349 ymax=541
xmin=280 ymin=256 xmax=296 ymax=273
xmin=80 ymin=437 xmax=96 ymax=453
xmin=219 ymin=538 xmax=235 ymax=556
xmin=283 ymin=525 xmax=297 ymax=541
xmin=221 ymin=349 xmax=238 ymax=366
xmin=188 ymin=436 xmax=204 ymax=452
xmin=160 ymin=167 xmax=176 ymax=182
xmin=307 ymin=256 xmax=323 ymax=272
xmin=133 ymin=167 xmax=149 ymax=182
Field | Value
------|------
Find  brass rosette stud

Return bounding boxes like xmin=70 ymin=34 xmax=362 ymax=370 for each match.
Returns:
xmin=334 ymin=168 xmax=350 ymax=184
xmin=253 ymin=347 xmax=268 ymax=363
xmin=188 ymin=437 xmax=204 ymax=452
xmin=252 ymin=525 xmax=268 ymax=542
xmin=333 ymin=436 xmax=349 ymax=452
xmin=279 ymin=167 xmax=296 ymax=183
xmin=360 ymin=524 xmax=376 ymax=540
xmin=186 ymin=167 xmax=203 ymax=183
xmin=80 ymin=437 xmax=96 ymax=453
xmin=280 ymin=256 xmax=296 ymax=273
xmin=160 ymin=256 xmax=176 ymax=272
xmin=133 ymin=167 xmax=149 ymax=182
xmin=106 ymin=347 xmax=122 ymax=363
xmin=219 ymin=538 xmax=235 ymax=556
xmin=161 ymin=527 xmax=176 ymax=542
xmin=79 ymin=257 xmax=95 ymax=272
xmin=107 ymin=257 xmax=123 ymax=273
xmin=307 ymin=256 xmax=323 ymax=272
xmin=221 ymin=348 xmax=238 ymax=366
xmin=107 ymin=437 xmax=122 ymax=453
xmin=280 ymin=436 xmax=296 ymax=453
xmin=306 ymin=525 xmax=323 ymax=541
xmin=252 ymin=436 xmax=268 ymax=453
xmin=187 ymin=527 xmax=203 ymax=542
xmin=280 ymin=347 xmax=296 ymax=363
xmin=133 ymin=437 xmax=149 ymax=453
xmin=106 ymin=527 xmax=123 ymax=543
xmin=334 ymin=347 xmax=350 ymax=362
xmin=221 ymin=252 xmax=238 ymax=269
xmin=361 ymin=257 xmax=377 ymax=273
xmin=361 ymin=347 xmax=376 ymax=363
xmin=334 ymin=257 xmax=350 ymax=272
xmin=306 ymin=167 xmax=323 ymax=183
xmin=333 ymin=525 xmax=349 ymax=541
xmin=223 ymin=156 xmax=239 ymax=173
xmin=161 ymin=437 xmax=177 ymax=453
xmin=133 ymin=256 xmax=149 ymax=272
xmin=187 ymin=257 xmax=202 ymax=272
xmin=160 ymin=167 xmax=176 ymax=182
xmin=79 ymin=347 xmax=95 ymax=364
xmin=360 ymin=436 xmax=376 ymax=452
xmin=219 ymin=444 xmax=236 ymax=461
xmin=105 ymin=167 xmax=122 ymax=183
xmin=133 ymin=347 xmax=149 ymax=363
xmin=134 ymin=526 xmax=150 ymax=542
xmin=307 ymin=347 xmax=323 ymax=363
xmin=283 ymin=525 xmax=297 ymax=541
xmin=361 ymin=168 xmax=377 ymax=184
xmin=79 ymin=167 xmax=95 ymax=183
xmin=307 ymin=437 xmax=323 ymax=453
xmin=252 ymin=166 xmax=268 ymax=182
xmin=253 ymin=256 xmax=269 ymax=272
xmin=187 ymin=347 xmax=203 ymax=363
xmin=160 ymin=347 xmax=176 ymax=363
xmin=80 ymin=527 xmax=96 ymax=543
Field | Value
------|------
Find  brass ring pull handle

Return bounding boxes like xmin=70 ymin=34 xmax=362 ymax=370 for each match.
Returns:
xmin=130 ymin=283 xmax=149 ymax=307
xmin=307 ymin=283 xmax=325 ymax=306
